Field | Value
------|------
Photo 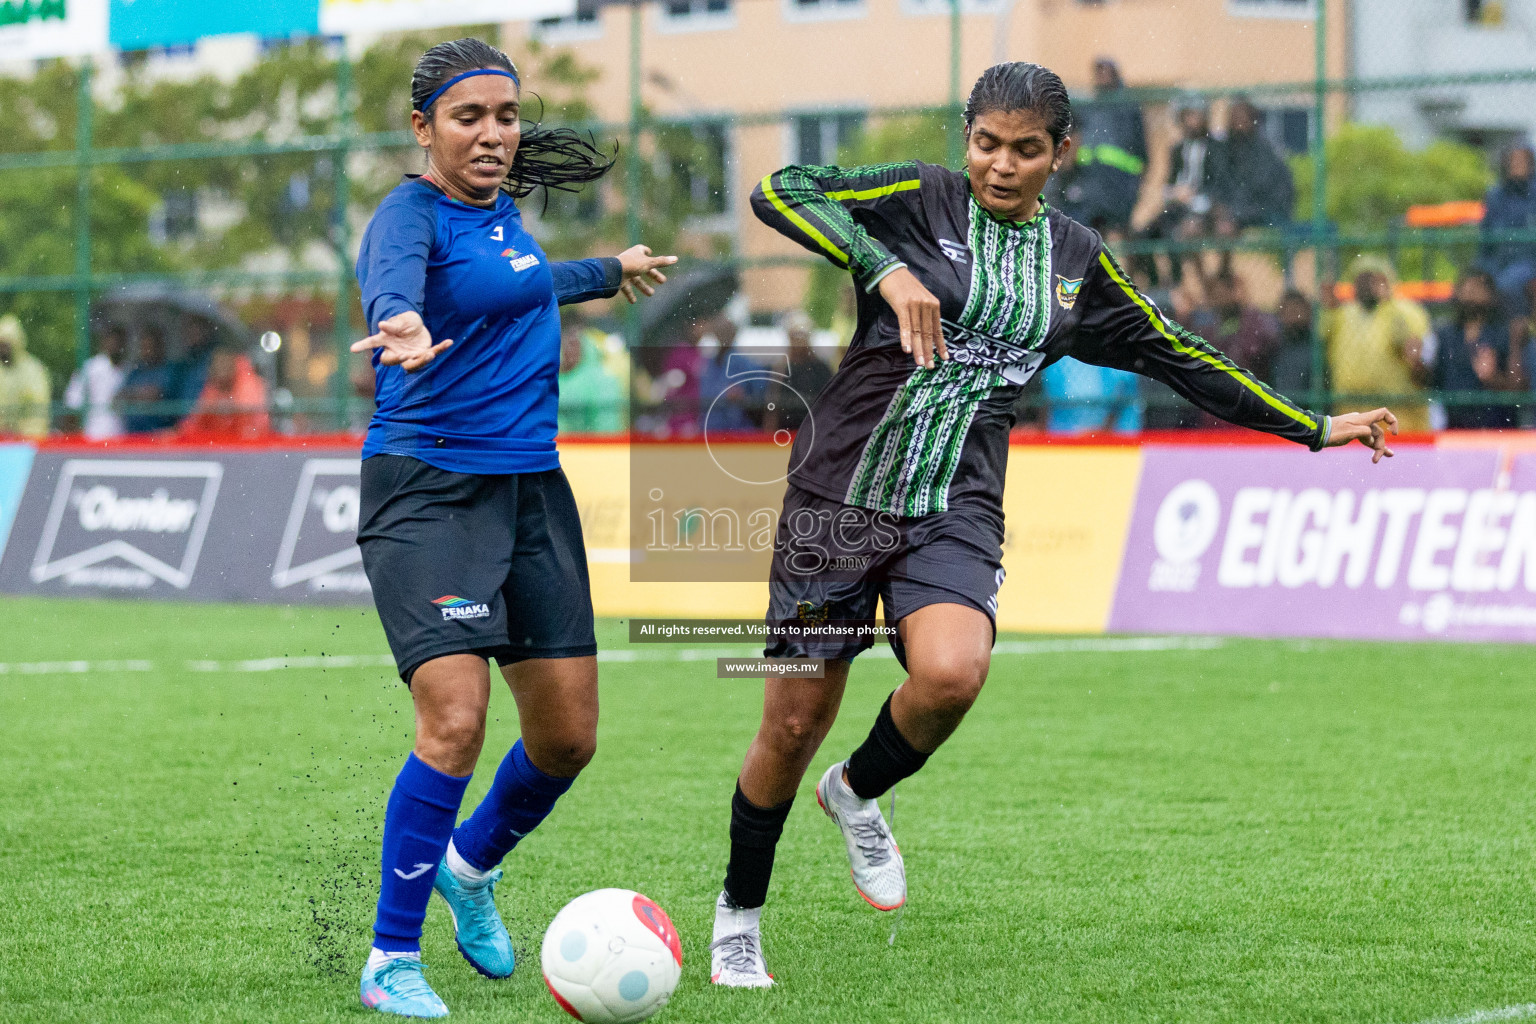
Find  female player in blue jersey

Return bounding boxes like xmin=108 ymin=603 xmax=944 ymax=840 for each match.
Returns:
xmin=349 ymin=38 xmax=676 ymax=1018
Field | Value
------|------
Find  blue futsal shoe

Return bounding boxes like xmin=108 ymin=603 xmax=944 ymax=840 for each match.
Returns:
xmin=432 ymin=859 xmax=515 ymax=979
xmin=359 ymin=956 xmax=449 ymax=1018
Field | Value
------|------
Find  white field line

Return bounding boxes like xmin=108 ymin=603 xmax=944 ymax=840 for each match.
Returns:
xmin=0 ymin=636 xmax=1223 ymax=677
xmin=0 ymin=659 xmax=154 ymax=675
xmin=1412 ymin=1005 xmax=1536 ymax=1024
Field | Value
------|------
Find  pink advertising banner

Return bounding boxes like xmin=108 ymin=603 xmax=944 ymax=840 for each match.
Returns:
xmin=1109 ymin=446 xmax=1536 ymax=643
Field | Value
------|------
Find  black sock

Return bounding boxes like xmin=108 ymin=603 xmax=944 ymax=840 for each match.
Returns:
xmin=844 ymin=693 xmax=930 ymax=800
xmin=722 ymin=782 xmax=794 ymax=910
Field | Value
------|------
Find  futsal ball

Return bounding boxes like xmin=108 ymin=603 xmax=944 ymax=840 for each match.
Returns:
xmin=541 ymin=888 xmax=683 ymax=1023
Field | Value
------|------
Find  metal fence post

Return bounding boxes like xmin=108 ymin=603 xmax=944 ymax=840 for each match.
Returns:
xmin=625 ymin=0 xmax=643 ymax=352
xmin=948 ymin=0 xmax=962 ymax=169
xmin=1309 ymin=0 xmax=1329 ymax=414
xmin=332 ymin=49 xmax=355 ymax=429
xmin=73 ymin=58 xmax=95 ymax=378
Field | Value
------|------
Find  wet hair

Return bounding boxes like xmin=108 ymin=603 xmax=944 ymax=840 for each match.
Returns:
xmin=411 ymin=38 xmax=615 ymax=202
xmin=963 ymin=62 xmax=1073 ymax=147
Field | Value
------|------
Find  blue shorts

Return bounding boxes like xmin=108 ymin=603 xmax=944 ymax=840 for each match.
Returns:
xmin=358 ymin=455 xmax=597 ymax=683
xmin=764 ymin=483 xmax=1004 ymax=668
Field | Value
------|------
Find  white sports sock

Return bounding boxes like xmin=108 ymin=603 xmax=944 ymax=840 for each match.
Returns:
xmin=445 ymin=839 xmax=494 ymax=884
xmin=367 ymin=947 xmax=421 ymax=971
xmin=713 ymin=890 xmax=763 ymax=942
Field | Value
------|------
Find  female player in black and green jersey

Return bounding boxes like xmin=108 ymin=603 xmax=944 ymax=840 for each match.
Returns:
xmin=708 ymin=62 xmax=1399 ymax=987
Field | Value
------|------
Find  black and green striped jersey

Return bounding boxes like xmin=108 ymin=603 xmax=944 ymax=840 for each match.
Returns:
xmin=751 ymin=160 xmax=1329 ymax=518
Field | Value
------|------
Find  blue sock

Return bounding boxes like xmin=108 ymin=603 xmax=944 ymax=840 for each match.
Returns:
xmin=372 ymin=753 xmax=472 ymax=952
xmin=452 ymin=739 xmax=575 ymax=873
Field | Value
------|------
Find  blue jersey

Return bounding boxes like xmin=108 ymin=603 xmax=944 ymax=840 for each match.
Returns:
xmin=357 ymin=176 xmax=621 ymax=475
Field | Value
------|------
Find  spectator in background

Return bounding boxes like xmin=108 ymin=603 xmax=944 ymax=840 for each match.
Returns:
xmin=120 ymin=326 xmax=179 ymax=434
xmin=764 ymin=313 xmax=833 ymax=434
xmin=1161 ymin=94 xmax=1225 ymax=234
xmin=1215 ymin=97 xmax=1295 ymax=230
xmin=0 ymin=313 xmax=50 ymax=438
xmin=1187 ymin=270 xmax=1281 ymax=427
xmin=1069 ymin=57 xmax=1147 ymax=235
xmin=348 ymin=355 xmax=377 ymax=434
xmin=1525 ymin=277 xmax=1536 ymax=421
xmin=557 ymin=318 xmax=625 ymax=435
xmin=696 ymin=316 xmax=763 ymax=433
xmin=1479 ymin=143 xmax=1536 ymax=316
xmin=1268 ymin=289 xmax=1318 ymax=400
xmin=1040 ymin=357 xmax=1143 ymax=435
xmin=1424 ymin=269 xmax=1526 ymax=429
xmin=649 ymin=322 xmax=706 ymax=437
xmin=1322 ymin=256 xmax=1432 ymax=433
xmin=63 ymin=324 xmax=127 ymax=439
xmin=178 ymin=346 xmax=269 ymax=439
xmin=173 ymin=317 xmax=217 ymax=411
xmin=1043 ymin=141 xmax=1126 ymax=234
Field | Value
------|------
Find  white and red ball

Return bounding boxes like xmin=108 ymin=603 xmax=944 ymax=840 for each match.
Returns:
xmin=541 ymin=888 xmax=683 ymax=1024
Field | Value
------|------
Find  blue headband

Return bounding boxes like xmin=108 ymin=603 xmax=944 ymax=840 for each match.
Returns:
xmin=420 ymin=68 xmax=520 ymax=114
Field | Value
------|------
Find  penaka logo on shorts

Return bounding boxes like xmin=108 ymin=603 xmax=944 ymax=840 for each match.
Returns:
xmin=30 ymin=460 xmax=222 ymax=590
xmin=433 ymin=595 xmax=491 ymax=621
xmin=271 ymin=459 xmax=369 ymax=594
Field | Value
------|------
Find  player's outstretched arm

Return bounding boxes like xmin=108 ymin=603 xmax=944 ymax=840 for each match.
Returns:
xmin=616 ymin=245 xmax=678 ymax=304
xmin=351 ymin=310 xmax=451 ymax=373
xmin=1321 ymin=407 xmax=1398 ymax=463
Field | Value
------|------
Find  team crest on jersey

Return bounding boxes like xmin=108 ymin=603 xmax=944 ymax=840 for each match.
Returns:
xmin=1056 ymin=276 xmax=1084 ymax=311
xmin=433 ymin=595 xmax=491 ymax=621
xmin=500 ymin=248 xmax=540 ymax=272
xmin=795 ymin=600 xmax=830 ymax=625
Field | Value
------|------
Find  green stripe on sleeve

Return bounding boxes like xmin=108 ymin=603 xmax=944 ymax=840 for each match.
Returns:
xmin=822 ymin=179 xmax=922 ymax=202
xmin=759 ymin=173 xmax=849 ymax=266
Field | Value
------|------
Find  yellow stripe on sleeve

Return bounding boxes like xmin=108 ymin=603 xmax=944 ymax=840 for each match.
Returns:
xmin=760 ymin=174 xmax=848 ymax=266
xmin=822 ymin=179 xmax=921 ymax=202
xmin=1097 ymin=252 xmax=1317 ymax=431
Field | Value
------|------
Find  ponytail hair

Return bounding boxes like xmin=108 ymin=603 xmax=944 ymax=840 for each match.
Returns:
xmin=410 ymin=37 xmax=616 ymax=202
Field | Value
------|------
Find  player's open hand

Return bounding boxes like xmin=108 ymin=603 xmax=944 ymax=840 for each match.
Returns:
xmin=351 ymin=311 xmax=451 ymax=373
xmin=1324 ymin=407 xmax=1398 ymax=464
xmin=617 ymin=245 xmax=677 ymax=304
xmin=878 ymin=267 xmax=947 ymax=370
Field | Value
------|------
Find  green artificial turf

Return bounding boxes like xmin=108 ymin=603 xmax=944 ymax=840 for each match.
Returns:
xmin=1 ymin=596 xmax=1533 ymax=1023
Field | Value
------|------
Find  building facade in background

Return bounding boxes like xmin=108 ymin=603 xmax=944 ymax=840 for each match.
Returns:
xmin=501 ymin=0 xmax=1348 ymax=312
xmin=1351 ymin=0 xmax=1536 ymax=150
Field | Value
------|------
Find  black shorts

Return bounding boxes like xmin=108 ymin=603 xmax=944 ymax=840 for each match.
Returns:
xmin=765 ymin=483 xmax=1005 ymax=666
xmin=358 ymin=456 xmax=597 ymax=683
